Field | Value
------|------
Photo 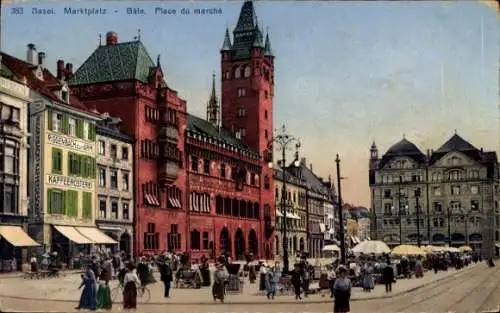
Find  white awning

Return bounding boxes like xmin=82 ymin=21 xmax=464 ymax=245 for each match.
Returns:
xmin=319 ymin=223 xmax=326 ymax=232
xmin=285 ymin=212 xmax=297 ymax=219
xmin=54 ymin=226 xmax=93 ymax=244
xmin=276 ymin=211 xmax=283 ymax=217
xmin=0 ymin=226 xmax=40 ymax=247
xmin=76 ymin=227 xmax=118 ymax=244
xmin=291 ymin=213 xmax=301 ymax=220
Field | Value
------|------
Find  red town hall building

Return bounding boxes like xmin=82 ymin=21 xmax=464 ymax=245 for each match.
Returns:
xmin=69 ymin=0 xmax=276 ymax=260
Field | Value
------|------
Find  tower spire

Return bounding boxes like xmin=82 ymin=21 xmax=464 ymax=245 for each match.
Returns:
xmin=207 ymin=72 xmax=220 ymax=128
xmin=221 ymin=27 xmax=232 ymax=51
xmin=264 ymin=30 xmax=273 ymax=56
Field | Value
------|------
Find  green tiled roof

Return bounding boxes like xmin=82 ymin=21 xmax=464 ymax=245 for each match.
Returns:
xmin=187 ymin=114 xmax=255 ymax=152
xmin=69 ymin=41 xmax=156 ymax=86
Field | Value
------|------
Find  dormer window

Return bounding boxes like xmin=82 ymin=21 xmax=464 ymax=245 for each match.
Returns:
xmin=35 ymin=67 xmax=43 ymax=80
xmin=60 ymin=85 xmax=69 ymax=103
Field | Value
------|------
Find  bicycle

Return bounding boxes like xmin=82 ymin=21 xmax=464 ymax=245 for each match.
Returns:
xmin=111 ymin=283 xmax=151 ymax=303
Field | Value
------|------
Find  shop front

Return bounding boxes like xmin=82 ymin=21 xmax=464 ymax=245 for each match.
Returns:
xmin=0 ymin=225 xmax=40 ymax=272
xmin=51 ymin=225 xmax=118 ymax=268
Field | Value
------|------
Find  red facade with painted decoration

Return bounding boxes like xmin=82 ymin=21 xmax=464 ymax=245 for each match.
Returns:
xmin=69 ymin=0 xmax=275 ymax=260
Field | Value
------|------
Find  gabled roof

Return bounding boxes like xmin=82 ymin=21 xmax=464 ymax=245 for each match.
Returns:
xmin=434 ymin=134 xmax=477 ymax=154
xmin=429 ymin=134 xmax=482 ymax=165
xmin=1 ymin=52 xmax=89 ymax=112
xmin=69 ymin=41 xmax=158 ymax=86
xmin=288 ymin=162 xmax=333 ymax=198
xmin=274 ymin=167 xmax=305 ymax=187
xmin=186 ymin=114 xmax=257 ymax=155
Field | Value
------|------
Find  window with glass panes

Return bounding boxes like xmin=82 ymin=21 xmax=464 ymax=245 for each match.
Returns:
xmin=99 ymin=199 xmax=107 ymax=218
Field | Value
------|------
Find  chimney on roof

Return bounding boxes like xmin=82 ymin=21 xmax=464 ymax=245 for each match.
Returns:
xmin=106 ymin=31 xmax=118 ymax=45
xmin=56 ymin=60 xmax=65 ymax=80
xmin=300 ymin=157 xmax=306 ymax=166
xmin=65 ymin=63 xmax=73 ymax=80
xmin=37 ymin=52 xmax=46 ymax=68
xmin=26 ymin=43 xmax=37 ymax=65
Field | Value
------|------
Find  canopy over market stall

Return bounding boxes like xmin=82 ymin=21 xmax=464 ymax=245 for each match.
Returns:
xmin=351 ymin=240 xmax=391 ymax=254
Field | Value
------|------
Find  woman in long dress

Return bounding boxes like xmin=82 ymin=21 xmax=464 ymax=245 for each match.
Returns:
xmin=96 ymin=258 xmax=113 ymax=310
xmin=123 ymin=263 xmax=141 ymax=310
xmin=361 ymin=264 xmax=374 ymax=291
xmin=212 ymin=264 xmax=227 ymax=303
xmin=76 ymin=267 xmax=97 ymax=310
xmin=333 ymin=266 xmax=352 ymax=313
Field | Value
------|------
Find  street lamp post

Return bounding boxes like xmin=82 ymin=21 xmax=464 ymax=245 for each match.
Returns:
xmin=269 ymin=124 xmax=300 ymax=275
xmin=415 ymin=189 xmax=421 ymax=247
xmin=335 ymin=154 xmax=346 ymax=265
xmin=447 ymin=206 xmax=452 ymax=246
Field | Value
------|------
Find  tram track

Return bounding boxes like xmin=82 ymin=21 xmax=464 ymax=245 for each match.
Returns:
xmin=368 ymin=264 xmax=496 ymax=312
xmin=443 ymin=266 xmax=500 ymax=313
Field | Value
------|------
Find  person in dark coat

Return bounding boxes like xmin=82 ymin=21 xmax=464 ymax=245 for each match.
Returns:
xmin=333 ymin=266 xmax=351 ymax=313
xmin=158 ymin=260 xmax=173 ymax=298
xmin=290 ymin=264 xmax=303 ymax=300
xmin=382 ymin=262 xmax=395 ymax=293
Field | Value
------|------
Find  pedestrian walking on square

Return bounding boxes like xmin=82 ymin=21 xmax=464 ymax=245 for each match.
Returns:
xmin=333 ymin=266 xmax=351 ymax=313
xmin=265 ymin=266 xmax=277 ymax=299
xmin=290 ymin=264 xmax=303 ymax=300
xmin=212 ymin=263 xmax=228 ymax=303
xmin=123 ymin=263 xmax=141 ymax=310
xmin=76 ymin=267 xmax=97 ymax=311
xmin=382 ymin=261 xmax=394 ymax=293
xmin=158 ymin=258 xmax=173 ymax=298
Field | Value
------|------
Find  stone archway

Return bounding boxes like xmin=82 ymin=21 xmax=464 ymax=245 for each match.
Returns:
xmin=220 ymin=227 xmax=231 ymax=255
xmin=235 ymin=228 xmax=246 ymax=260
xmin=299 ymin=237 xmax=305 ymax=252
xmin=248 ymin=229 xmax=258 ymax=256
xmin=120 ymin=232 xmax=131 ymax=255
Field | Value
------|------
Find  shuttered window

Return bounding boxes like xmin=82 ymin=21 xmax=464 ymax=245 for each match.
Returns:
xmin=47 ymin=189 xmax=65 ymax=214
xmin=52 ymin=148 xmax=62 ymax=174
xmin=65 ymin=190 xmax=78 ymax=217
xmin=47 ymin=110 xmax=53 ymax=130
xmin=76 ymin=120 xmax=84 ymax=138
xmin=82 ymin=192 xmax=92 ymax=219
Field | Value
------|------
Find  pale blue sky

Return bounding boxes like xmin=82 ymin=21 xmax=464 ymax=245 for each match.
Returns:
xmin=2 ymin=1 xmax=498 ymax=206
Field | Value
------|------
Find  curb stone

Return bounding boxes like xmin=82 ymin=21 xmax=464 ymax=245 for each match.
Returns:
xmin=0 ymin=265 xmax=476 ymax=309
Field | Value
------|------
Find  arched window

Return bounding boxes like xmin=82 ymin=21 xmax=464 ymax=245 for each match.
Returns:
xmin=224 ymin=71 xmax=230 ymax=80
xmin=234 ymin=66 xmax=241 ymax=79
xmin=244 ymin=66 xmax=251 ymax=78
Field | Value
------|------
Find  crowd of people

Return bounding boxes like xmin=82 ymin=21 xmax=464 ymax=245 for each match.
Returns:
xmin=16 ymin=247 xmax=492 ymax=313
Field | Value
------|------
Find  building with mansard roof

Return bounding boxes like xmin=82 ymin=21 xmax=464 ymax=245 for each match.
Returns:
xmin=369 ymin=134 xmax=500 ymax=257
xmin=68 ymin=0 xmax=276 ymax=260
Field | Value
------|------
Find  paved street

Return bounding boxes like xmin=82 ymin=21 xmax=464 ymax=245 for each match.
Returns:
xmin=1 ymin=262 xmax=499 ymax=312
